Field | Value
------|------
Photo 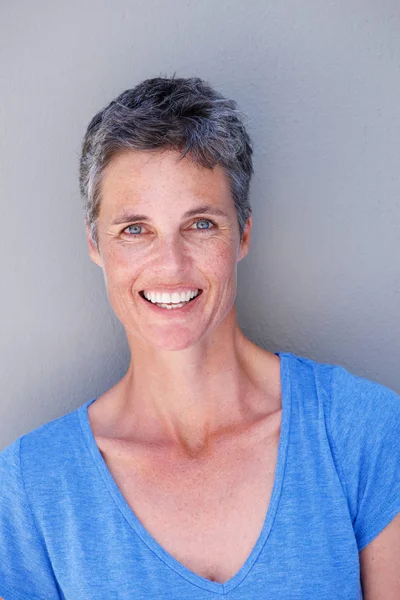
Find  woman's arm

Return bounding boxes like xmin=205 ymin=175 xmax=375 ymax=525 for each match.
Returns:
xmin=359 ymin=512 xmax=400 ymax=599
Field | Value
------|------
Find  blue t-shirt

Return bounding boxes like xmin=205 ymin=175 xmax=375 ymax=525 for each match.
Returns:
xmin=1 ymin=351 xmax=400 ymax=600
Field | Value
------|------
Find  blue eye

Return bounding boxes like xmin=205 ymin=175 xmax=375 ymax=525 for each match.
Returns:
xmin=125 ymin=224 xmax=143 ymax=235
xmin=195 ymin=219 xmax=214 ymax=231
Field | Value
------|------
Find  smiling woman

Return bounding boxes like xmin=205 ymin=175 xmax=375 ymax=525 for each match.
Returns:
xmin=87 ymin=148 xmax=248 ymax=352
xmin=0 ymin=76 xmax=399 ymax=600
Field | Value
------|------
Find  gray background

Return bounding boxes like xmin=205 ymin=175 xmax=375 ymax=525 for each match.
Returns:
xmin=1 ymin=1 xmax=399 ymax=448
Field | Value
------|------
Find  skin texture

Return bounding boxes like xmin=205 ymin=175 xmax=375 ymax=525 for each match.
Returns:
xmin=91 ymin=149 xmax=248 ymax=354
xmin=84 ymin=148 xmax=400 ymax=592
xmin=359 ymin=512 xmax=400 ymax=599
xmin=85 ymin=148 xmax=280 ymax=456
xmin=85 ymin=148 xmax=286 ymax=583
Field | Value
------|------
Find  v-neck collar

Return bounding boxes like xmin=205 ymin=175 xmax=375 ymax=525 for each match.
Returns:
xmin=78 ymin=351 xmax=292 ymax=595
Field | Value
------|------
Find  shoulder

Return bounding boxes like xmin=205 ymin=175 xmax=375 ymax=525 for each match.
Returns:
xmin=0 ymin=400 xmax=93 ymax=551
xmin=0 ymin=413 xmax=76 ymax=600
xmin=285 ymin=352 xmax=400 ymax=552
xmin=0 ymin=402 xmax=88 ymax=486
xmin=329 ymin=359 xmax=400 ymax=412
xmin=323 ymin=360 xmax=400 ymax=453
xmin=281 ymin=351 xmax=400 ymax=423
xmin=284 ymin=351 xmax=400 ymax=470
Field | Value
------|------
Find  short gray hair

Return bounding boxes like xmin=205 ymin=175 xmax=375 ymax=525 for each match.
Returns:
xmin=79 ymin=76 xmax=253 ymax=245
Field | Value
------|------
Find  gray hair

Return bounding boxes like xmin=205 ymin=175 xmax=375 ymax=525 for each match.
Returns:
xmin=79 ymin=76 xmax=253 ymax=245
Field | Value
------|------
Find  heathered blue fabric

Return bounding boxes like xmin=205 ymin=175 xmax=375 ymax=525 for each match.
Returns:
xmin=1 ymin=351 xmax=400 ymax=600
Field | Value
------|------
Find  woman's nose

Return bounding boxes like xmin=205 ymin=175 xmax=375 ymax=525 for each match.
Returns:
xmin=155 ymin=234 xmax=191 ymax=274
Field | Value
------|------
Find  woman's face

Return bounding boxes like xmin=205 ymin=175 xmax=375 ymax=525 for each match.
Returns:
xmin=87 ymin=149 xmax=252 ymax=351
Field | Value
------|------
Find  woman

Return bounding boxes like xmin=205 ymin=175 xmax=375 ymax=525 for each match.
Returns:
xmin=0 ymin=77 xmax=399 ymax=600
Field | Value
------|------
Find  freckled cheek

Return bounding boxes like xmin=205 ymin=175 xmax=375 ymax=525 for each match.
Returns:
xmin=101 ymin=251 xmax=143 ymax=296
xmin=213 ymin=240 xmax=237 ymax=271
xmin=201 ymin=245 xmax=238 ymax=292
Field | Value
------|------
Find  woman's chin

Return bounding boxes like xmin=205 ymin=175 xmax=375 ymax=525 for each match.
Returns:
xmin=141 ymin=328 xmax=204 ymax=352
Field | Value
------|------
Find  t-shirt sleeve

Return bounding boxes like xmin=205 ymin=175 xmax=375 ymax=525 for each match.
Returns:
xmin=327 ymin=365 xmax=400 ymax=552
xmin=0 ymin=437 xmax=61 ymax=600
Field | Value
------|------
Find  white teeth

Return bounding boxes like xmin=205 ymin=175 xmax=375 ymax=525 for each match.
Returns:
xmin=158 ymin=302 xmax=187 ymax=309
xmin=143 ymin=289 xmax=200 ymax=304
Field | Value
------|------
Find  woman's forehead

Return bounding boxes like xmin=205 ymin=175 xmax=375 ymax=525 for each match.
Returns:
xmin=101 ymin=148 xmax=228 ymax=188
xmin=99 ymin=149 xmax=234 ymax=217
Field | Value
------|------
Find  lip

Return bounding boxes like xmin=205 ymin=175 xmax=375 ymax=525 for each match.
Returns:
xmin=138 ymin=290 xmax=203 ymax=316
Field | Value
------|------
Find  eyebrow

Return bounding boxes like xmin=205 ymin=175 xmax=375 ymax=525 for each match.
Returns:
xmin=111 ymin=205 xmax=229 ymax=226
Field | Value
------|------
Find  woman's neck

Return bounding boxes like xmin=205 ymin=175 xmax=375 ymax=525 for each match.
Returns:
xmin=89 ymin=319 xmax=280 ymax=457
xmin=126 ymin=326 xmax=255 ymax=449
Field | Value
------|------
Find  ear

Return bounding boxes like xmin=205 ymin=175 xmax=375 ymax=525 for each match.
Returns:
xmin=237 ymin=215 xmax=252 ymax=262
xmin=85 ymin=221 xmax=103 ymax=268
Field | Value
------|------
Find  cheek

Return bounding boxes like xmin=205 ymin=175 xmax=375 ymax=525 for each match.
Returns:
xmin=101 ymin=247 xmax=141 ymax=294
xmin=203 ymin=240 xmax=238 ymax=278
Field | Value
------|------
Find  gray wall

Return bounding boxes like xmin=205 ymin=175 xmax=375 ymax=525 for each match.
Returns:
xmin=1 ymin=1 xmax=399 ymax=448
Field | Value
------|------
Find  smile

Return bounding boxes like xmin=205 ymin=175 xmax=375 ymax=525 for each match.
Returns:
xmin=139 ymin=289 xmax=202 ymax=310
